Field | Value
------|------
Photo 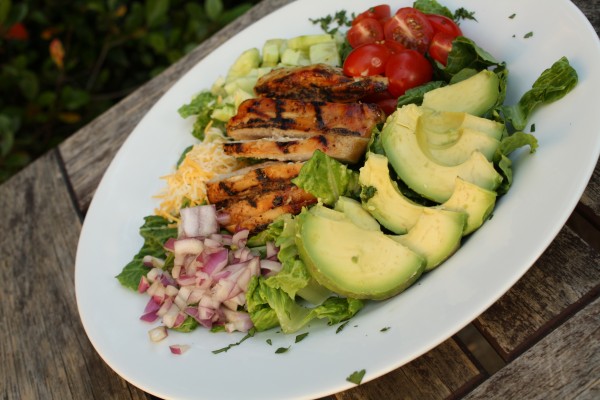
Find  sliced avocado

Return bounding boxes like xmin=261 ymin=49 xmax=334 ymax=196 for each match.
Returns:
xmin=382 ymin=104 xmax=503 ymax=203
xmin=296 ymin=205 xmax=425 ymax=300
xmin=438 ymin=178 xmax=496 ymax=235
xmin=334 ymin=196 xmax=380 ymax=231
xmin=359 ymin=153 xmax=424 ymax=234
xmin=226 ymin=48 xmax=261 ymax=82
xmin=421 ymin=70 xmax=500 ymax=116
xmin=360 ymin=153 xmax=495 ymax=236
xmin=461 ymin=114 xmax=505 ymax=140
xmin=417 ymin=125 xmax=500 ymax=166
xmin=390 ymin=208 xmax=466 ymax=271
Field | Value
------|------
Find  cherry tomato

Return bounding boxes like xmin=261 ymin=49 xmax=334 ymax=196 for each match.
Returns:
xmin=428 ymin=31 xmax=454 ymax=65
xmin=426 ymin=14 xmax=462 ymax=38
xmin=343 ymin=43 xmax=391 ymax=77
xmin=347 ymin=17 xmax=384 ymax=48
xmin=382 ymin=39 xmax=406 ymax=54
xmin=385 ymin=50 xmax=433 ymax=97
xmin=383 ymin=7 xmax=434 ymax=54
xmin=353 ymin=4 xmax=392 ymax=25
xmin=5 ymin=23 xmax=29 ymax=40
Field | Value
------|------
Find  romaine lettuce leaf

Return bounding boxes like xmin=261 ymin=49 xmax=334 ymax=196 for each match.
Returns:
xmin=500 ymin=56 xmax=578 ymax=130
xmin=116 ymin=215 xmax=177 ymax=290
xmin=291 ymin=150 xmax=360 ymax=205
xmin=246 ymin=276 xmax=363 ymax=334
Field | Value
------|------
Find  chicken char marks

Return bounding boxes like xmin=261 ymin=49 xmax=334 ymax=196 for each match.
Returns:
xmin=254 ymin=63 xmax=389 ymax=103
xmin=206 ymin=162 xmax=316 ymax=234
xmin=213 ymin=64 xmax=388 ymax=234
xmin=226 ymin=97 xmax=385 ymax=141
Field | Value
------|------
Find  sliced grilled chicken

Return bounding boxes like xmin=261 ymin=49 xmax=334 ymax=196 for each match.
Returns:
xmin=218 ymin=184 xmax=317 ymax=234
xmin=227 ymin=97 xmax=385 ymax=140
xmin=206 ymin=161 xmax=304 ymax=204
xmin=223 ymin=134 xmax=369 ymax=164
xmin=254 ymin=64 xmax=389 ymax=102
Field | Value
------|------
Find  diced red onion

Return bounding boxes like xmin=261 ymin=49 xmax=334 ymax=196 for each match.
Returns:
xmin=157 ymin=297 xmax=173 ymax=317
xmin=147 ymin=267 xmax=162 ymax=283
xmin=216 ymin=211 xmax=231 ymax=225
xmin=232 ymin=229 xmax=249 ymax=249
xmin=138 ymin=275 xmax=150 ymax=293
xmin=162 ymin=303 xmax=181 ymax=328
xmin=140 ymin=311 xmax=159 ymax=323
xmin=221 ymin=308 xmax=253 ymax=333
xmin=144 ymin=297 xmax=162 ymax=314
xmin=260 ymin=259 xmax=283 ymax=276
xmin=148 ymin=326 xmax=168 ymax=342
xmin=266 ymin=241 xmax=279 ymax=259
xmin=179 ymin=205 xmax=219 ymax=238
xmin=169 ymin=344 xmax=190 ymax=355
xmin=202 ymin=249 xmax=229 ymax=276
xmin=174 ymin=238 xmax=204 ymax=256
xmin=172 ymin=312 xmax=187 ymax=328
xmin=165 ymin=285 xmax=179 ymax=298
xmin=142 ymin=255 xmax=165 ymax=269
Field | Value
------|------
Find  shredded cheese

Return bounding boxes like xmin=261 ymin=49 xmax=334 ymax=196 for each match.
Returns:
xmin=154 ymin=128 xmax=245 ymax=222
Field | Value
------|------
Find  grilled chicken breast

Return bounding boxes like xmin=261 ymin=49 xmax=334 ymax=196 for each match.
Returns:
xmin=218 ymin=184 xmax=317 ymax=234
xmin=254 ymin=64 xmax=389 ymax=102
xmin=227 ymin=97 xmax=385 ymax=140
xmin=206 ymin=161 xmax=304 ymax=204
xmin=223 ymin=134 xmax=370 ymax=164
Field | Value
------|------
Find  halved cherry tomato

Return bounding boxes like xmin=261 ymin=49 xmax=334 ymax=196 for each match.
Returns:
xmin=353 ymin=4 xmax=392 ymax=25
xmin=343 ymin=43 xmax=391 ymax=77
xmin=428 ymin=31 xmax=454 ymax=65
xmin=382 ymin=39 xmax=406 ymax=54
xmin=5 ymin=23 xmax=29 ymax=40
xmin=347 ymin=18 xmax=384 ymax=48
xmin=383 ymin=8 xmax=434 ymax=54
xmin=385 ymin=49 xmax=433 ymax=97
xmin=426 ymin=14 xmax=462 ymax=38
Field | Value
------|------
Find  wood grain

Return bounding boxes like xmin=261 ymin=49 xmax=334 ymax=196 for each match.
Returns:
xmin=464 ymin=296 xmax=600 ymax=400
xmin=474 ymin=225 xmax=600 ymax=361
xmin=0 ymin=151 xmax=149 ymax=400
xmin=335 ymin=338 xmax=483 ymax=400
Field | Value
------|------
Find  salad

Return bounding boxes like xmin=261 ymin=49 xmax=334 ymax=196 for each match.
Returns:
xmin=116 ymin=0 xmax=578 ymax=348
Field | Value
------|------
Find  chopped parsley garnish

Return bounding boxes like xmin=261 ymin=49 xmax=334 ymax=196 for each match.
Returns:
xmin=454 ymin=7 xmax=477 ymax=22
xmin=336 ymin=321 xmax=350 ymax=334
xmin=309 ymin=10 xmax=353 ymax=35
xmin=524 ymin=31 xmax=534 ymax=38
xmin=295 ymin=332 xmax=309 ymax=343
xmin=380 ymin=327 xmax=391 ymax=332
xmin=212 ymin=329 xmax=255 ymax=354
xmin=266 ymin=338 xmax=272 ymax=346
xmin=275 ymin=346 xmax=290 ymax=354
xmin=346 ymin=369 xmax=366 ymax=385
xmin=509 ymin=13 xmax=516 ymax=19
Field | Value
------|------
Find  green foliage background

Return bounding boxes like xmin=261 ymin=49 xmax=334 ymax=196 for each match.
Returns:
xmin=0 ymin=0 xmax=259 ymax=183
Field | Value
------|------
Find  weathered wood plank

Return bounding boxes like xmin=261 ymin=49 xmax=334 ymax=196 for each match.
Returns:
xmin=474 ymin=225 xmax=600 ymax=361
xmin=464 ymin=296 xmax=600 ymax=400
xmin=58 ymin=0 xmax=295 ymax=213
xmin=578 ymin=160 xmax=600 ymax=228
xmin=0 ymin=151 xmax=148 ymax=400
xmin=334 ymin=338 xmax=483 ymax=400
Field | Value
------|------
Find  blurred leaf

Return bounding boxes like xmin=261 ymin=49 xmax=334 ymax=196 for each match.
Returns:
xmin=147 ymin=32 xmax=166 ymax=53
xmin=61 ymin=86 xmax=90 ymax=110
xmin=145 ymin=0 xmax=169 ymax=28
xmin=18 ymin=70 xmax=38 ymax=100
xmin=49 ymin=38 xmax=65 ymax=69
xmin=58 ymin=112 xmax=81 ymax=124
xmin=0 ymin=114 xmax=16 ymax=157
xmin=0 ymin=0 xmax=11 ymax=26
xmin=4 ymin=1 xmax=26 ymax=26
xmin=205 ymin=0 xmax=223 ymax=21
xmin=218 ymin=3 xmax=253 ymax=25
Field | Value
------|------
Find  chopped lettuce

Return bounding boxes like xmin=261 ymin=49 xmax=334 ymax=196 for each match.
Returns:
xmin=493 ymin=131 xmax=539 ymax=195
xmin=500 ymin=57 xmax=578 ymax=130
xmin=441 ymin=37 xmax=503 ymax=78
xmin=178 ymin=91 xmax=220 ymax=140
xmin=116 ymin=216 xmax=177 ymax=290
xmin=291 ymin=150 xmax=360 ymax=206
xmin=247 ymin=276 xmax=364 ymax=334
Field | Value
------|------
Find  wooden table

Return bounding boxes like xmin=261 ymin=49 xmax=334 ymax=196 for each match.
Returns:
xmin=2 ymin=1 xmax=598 ymax=399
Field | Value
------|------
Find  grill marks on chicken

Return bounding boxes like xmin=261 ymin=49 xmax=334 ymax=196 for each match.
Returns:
xmin=208 ymin=64 xmax=388 ymax=234
xmin=254 ymin=64 xmax=389 ymax=103
xmin=206 ymin=162 xmax=316 ymax=234
xmin=223 ymin=134 xmax=370 ymax=164
xmin=227 ymin=98 xmax=385 ymax=141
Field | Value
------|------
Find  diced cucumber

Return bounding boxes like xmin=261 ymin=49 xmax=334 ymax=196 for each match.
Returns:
xmin=287 ymin=34 xmax=334 ymax=51
xmin=262 ymin=39 xmax=284 ymax=67
xmin=309 ymin=41 xmax=340 ymax=66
